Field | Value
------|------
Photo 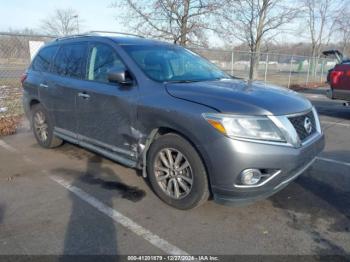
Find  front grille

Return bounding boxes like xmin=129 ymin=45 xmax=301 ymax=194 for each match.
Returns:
xmin=288 ymin=111 xmax=316 ymax=141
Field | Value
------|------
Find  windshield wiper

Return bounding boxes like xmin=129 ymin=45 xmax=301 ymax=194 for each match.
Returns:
xmin=166 ymin=80 xmax=201 ymax=83
xmin=214 ymin=76 xmax=243 ymax=81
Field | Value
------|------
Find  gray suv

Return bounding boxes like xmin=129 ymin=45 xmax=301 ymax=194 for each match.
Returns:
xmin=22 ymin=32 xmax=325 ymax=209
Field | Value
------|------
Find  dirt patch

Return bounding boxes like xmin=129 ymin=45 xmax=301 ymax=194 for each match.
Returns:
xmin=0 ymin=115 xmax=23 ymax=136
xmin=289 ymin=82 xmax=329 ymax=91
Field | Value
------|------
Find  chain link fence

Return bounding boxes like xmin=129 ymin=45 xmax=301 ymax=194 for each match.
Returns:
xmin=0 ymin=33 xmax=55 ymax=135
xmin=0 ymin=32 xmax=336 ymax=135
xmin=191 ymin=48 xmax=336 ymax=87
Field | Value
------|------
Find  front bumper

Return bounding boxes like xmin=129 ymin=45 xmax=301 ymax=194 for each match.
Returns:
xmin=203 ymin=132 xmax=325 ymax=206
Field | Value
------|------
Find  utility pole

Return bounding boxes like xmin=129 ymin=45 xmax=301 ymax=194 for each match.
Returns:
xmin=73 ymin=15 xmax=79 ymax=34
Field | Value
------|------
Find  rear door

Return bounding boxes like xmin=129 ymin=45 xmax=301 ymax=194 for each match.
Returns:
xmin=50 ymin=42 xmax=88 ymax=136
xmin=76 ymin=41 xmax=138 ymax=156
xmin=27 ymin=45 xmax=59 ymax=115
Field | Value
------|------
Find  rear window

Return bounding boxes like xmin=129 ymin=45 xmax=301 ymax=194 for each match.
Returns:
xmin=31 ymin=46 xmax=58 ymax=72
xmin=52 ymin=43 xmax=87 ymax=79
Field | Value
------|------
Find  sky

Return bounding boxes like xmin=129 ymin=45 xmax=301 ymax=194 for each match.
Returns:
xmin=0 ymin=0 xmax=123 ymax=33
xmin=0 ymin=0 xmax=228 ymax=46
xmin=0 ymin=0 xmax=311 ymax=48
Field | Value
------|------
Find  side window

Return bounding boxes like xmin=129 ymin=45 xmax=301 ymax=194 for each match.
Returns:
xmin=87 ymin=43 xmax=126 ymax=83
xmin=31 ymin=46 xmax=58 ymax=72
xmin=53 ymin=43 xmax=87 ymax=78
xmin=169 ymin=55 xmax=185 ymax=76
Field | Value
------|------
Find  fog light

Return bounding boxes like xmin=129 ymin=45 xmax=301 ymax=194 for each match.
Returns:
xmin=240 ymin=169 xmax=262 ymax=185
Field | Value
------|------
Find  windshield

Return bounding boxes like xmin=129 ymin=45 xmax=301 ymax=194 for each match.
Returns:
xmin=122 ymin=45 xmax=230 ymax=82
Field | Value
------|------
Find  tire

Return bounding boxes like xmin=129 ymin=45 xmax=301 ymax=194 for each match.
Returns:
xmin=147 ymin=133 xmax=209 ymax=210
xmin=31 ymin=104 xmax=63 ymax=148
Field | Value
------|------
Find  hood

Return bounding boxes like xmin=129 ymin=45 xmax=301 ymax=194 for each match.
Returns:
xmin=165 ymin=79 xmax=312 ymax=116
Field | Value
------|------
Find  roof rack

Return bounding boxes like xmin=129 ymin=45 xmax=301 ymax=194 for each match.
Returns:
xmin=54 ymin=31 xmax=145 ymax=42
xmin=55 ymin=34 xmax=93 ymax=41
xmin=88 ymin=31 xmax=145 ymax=38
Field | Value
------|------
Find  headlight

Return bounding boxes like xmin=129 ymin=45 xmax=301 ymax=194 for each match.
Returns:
xmin=203 ymin=113 xmax=286 ymax=142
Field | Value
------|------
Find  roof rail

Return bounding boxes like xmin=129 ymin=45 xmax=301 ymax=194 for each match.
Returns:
xmin=88 ymin=31 xmax=145 ymax=38
xmin=54 ymin=31 xmax=145 ymax=42
xmin=55 ymin=34 xmax=93 ymax=41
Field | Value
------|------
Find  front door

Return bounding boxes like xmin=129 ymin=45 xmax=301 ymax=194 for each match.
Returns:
xmin=76 ymin=42 xmax=138 ymax=157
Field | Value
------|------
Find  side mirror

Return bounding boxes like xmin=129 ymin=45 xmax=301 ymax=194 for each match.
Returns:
xmin=108 ymin=70 xmax=133 ymax=86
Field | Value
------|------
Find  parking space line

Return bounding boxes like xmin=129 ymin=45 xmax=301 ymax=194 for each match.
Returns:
xmin=303 ymin=94 xmax=326 ymax=99
xmin=316 ymin=157 xmax=350 ymax=167
xmin=0 ymin=139 xmax=188 ymax=255
xmin=49 ymin=174 xmax=189 ymax=255
xmin=0 ymin=139 xmax=17 ymax=152
xmin=1 ymin=138 xmax=349 ymax=254
xmin=321 ymin=121 xmax=350 ymax=128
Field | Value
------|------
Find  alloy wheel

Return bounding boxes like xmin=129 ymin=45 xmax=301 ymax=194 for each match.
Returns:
xmin=33 ymin=111 xmax=49 ymax=142
xmin=154 ymin=148 xmax=193 ymax=199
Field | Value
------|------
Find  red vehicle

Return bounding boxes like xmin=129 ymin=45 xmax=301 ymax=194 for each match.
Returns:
xmin=323 ymin=50 xmax=350 ymax=103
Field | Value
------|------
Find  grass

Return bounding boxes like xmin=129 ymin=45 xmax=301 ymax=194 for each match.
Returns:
xmin=0 ymin=98 xmax=23 ymax=115
xmin=223 ymin=69 xmax=327 ymax=87
xmin=0 ymin=77 xmax=23 ymax=112
xmin=0 ymin=77 xmax=22 ymax=88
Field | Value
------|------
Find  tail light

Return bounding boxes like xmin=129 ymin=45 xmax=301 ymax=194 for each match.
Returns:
xmin=330 ymin=70 xmax=344 ymax=85
xmin=20 ymin=73 xmax=27 ymax=86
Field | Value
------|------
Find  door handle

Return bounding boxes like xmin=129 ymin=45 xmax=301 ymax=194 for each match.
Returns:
xmin=78 ymin=92 xmax=90 ymax=99
xmin=39 ymin=83 xmax=48 ymax=88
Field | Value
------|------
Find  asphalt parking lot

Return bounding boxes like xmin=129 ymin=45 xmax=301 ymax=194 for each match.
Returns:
xmin=0 ymin=88 xmax=349 ymax=257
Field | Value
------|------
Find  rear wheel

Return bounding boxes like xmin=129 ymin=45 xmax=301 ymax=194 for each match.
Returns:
xmin=31 ymin=104 xmax=63 ymax=148
xmin=147 ymin=133 xmax=209 ymax=209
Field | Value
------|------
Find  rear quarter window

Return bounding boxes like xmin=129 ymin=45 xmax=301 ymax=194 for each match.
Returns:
xmin=52 ymin=43 xmax=87 ymax=79
xmin=31 ymin=46 xmax=59 ymax=72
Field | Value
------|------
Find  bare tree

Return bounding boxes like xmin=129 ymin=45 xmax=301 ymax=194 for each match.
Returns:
xmin=111 ymin=0 xmax=221 ymax=46
xmin=301 ymin=0 xmax=340 ymax=78
xmin=302 ymin=0 xmax=337 ymax=57
xmin=219 ymin=0 xmax=298 ymax=80
xmin=41 ymin=8 xmax=80 ymax=36
xmin=334 ymin=7 xmax=350 ymax=56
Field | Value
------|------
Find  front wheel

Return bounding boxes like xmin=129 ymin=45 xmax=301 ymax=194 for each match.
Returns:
xmin=147 ymin=133 xmax=209 ymax=210
xmin=31 ymin=104 xmax=63 ymax=148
